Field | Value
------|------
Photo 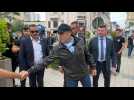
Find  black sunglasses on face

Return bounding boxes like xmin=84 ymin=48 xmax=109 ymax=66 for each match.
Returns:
xmin=71 ymin=27 xmax=76 ymax=30
xmin=30 ymin=30 xmax=38 ymax=33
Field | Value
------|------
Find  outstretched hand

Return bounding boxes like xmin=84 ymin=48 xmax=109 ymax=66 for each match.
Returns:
xmin=58 ymin=66 xmax=64 ymax=74
xmin=111 ymin=67 xmax=117 ymax=76
xmin=91 ymin=69 xmax=97 ymax=76
xmin=19 ymin=71 xmax=29 ymax=80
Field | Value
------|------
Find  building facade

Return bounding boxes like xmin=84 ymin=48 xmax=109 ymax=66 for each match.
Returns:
xmin=44 ymin=12 xmax=111 ymax=32
xmin=126 ymin=12 xmax=134 ymax=28
xmin=23 ymin=12 xmax=46 ymax=26
xmin=22 ymin=12 xmax=111 ymax=33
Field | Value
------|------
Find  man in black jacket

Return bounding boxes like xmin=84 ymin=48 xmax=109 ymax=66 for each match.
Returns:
xmin=114 ymin=29 xmax=125 ymax=73
xmin=70 ymin=21 xmax=85 ymax=46
xmin=128 ymin=31 xmax=134 ymax=57
xmin=20 ymin=24 xmax=96 ymax=87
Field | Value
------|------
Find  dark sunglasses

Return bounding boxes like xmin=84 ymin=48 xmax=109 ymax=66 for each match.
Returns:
xmin=71 ymin=27 xmax=76 ymax=30
xmin=30 ymin=30 xmax=38 ymax=33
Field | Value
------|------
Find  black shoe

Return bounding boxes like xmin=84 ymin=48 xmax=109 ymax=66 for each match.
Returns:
xmin=14 ymin=85 xmax=21 ymax=87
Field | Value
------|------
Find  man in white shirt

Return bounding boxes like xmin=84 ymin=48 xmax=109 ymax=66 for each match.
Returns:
xmin=19 ymin=24 xmax=48 ymax=87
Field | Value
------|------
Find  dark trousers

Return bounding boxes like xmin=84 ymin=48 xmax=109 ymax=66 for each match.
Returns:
xmin=20 ymin=79 xmax=26 ymax=87
xmin=12 ymin=65 xmax=18 ymax=87
xmin=128 ymin=45 xmax=134 ymax=57
xmin=116 ymin=53 xmax=122 ymax=73
xmin=29 ymin=64 xmax=45 ymax=87
xmin=64 ymin=74 xmax=91 ymax=87
xmin=12 ymin=60 xmax=18 ymax=87
xmin=93 ymin=61 xmax=111 ymax=87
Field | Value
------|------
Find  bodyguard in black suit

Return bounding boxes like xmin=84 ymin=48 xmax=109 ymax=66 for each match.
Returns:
xmin=128 ymin=31 xmax=134 ymax=57
xmin=19 ymin=24 xmax=48 ymax=87
xmin=114 ymin=29 xmax=125 ymax=73
xmin=88 ymin=25 xmax=117 ymax=87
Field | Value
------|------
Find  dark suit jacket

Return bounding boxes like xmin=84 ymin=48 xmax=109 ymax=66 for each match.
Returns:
xmin=88 ymin=36 xmax=117 ymax=71
xmin=28 ymin=36 xmax=96 ymax=80
xmin=19 ymin=36 xmax=49 ymax=70
xmin=128 ymin=36 xmax=134 ymax=48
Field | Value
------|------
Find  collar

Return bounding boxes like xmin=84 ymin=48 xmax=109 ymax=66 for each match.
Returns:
xmin=30 ymin=36 xmax=40 ymax=42
xmin=64 ymin=37 xmax=74 ymax=44
xmin=64 ymin=38 xmax=74 ymax=49
xmin=59 ymin=36 xmax=79 ymax=49
xmin=98 ymin=36 xmax=106 ymax=40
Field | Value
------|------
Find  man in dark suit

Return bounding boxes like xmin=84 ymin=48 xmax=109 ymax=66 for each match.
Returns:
xmin=19 ymin=24 xmax=48 ymax=87
xmin=88 ymin=24 xmax=117 ymax=87
xmin=19 ymin=24 xmax=96 ymax=87
xmin=19 ymin=26 xmax=30 ymax=87
xmin=70 ymin=21 xmax=85 ymax=46
xmin=128 ymin=31 xmax=134 ymax=57
xmin=114 ymin=29 xmax=125 ymax=73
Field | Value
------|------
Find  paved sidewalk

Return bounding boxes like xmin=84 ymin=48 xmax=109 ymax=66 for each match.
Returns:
xmin=15 ymin=49 xmax=134 ymax=87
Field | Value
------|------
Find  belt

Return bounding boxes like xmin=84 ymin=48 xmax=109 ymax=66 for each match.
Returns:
xmin=97 ymin=61 xmax=106 ymax=63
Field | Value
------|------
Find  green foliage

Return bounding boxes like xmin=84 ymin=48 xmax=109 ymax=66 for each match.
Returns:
xmin=0 ymin=18 xmax=10 ymax=53
xmin=111 ymin=31 xmax=117 ymax=39
xmin=92 ymin=17 xmax=104 ymax=29
xmin=0 ymin=12 xmax=20 ymax=18
xmin=12 ymin=20 xmax=24 ymax=32
xmin=48 ymin=58 xmax=60 ymax=70
xmin=85 ymin=31 xmax=91 ymax=39
xmin=129 ymin=22 xmax=134 ymax=27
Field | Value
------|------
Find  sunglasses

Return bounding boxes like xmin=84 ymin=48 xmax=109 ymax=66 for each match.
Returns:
xmin=30 ymin=30 xmax=38 ymax=33
xmin=71 ymin=27 xmax=76 ymax=30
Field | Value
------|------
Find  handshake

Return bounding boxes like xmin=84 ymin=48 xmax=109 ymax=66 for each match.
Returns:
xmin=18 ymin=71 xmax=29 ymax=80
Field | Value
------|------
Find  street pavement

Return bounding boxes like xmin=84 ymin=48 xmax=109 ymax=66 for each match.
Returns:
xmin=15 ymin=48 xmax=134 ymax=87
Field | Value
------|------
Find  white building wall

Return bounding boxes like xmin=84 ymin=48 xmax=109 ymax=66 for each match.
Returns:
xmin=23 ymin=12 xmax=111 ymax=32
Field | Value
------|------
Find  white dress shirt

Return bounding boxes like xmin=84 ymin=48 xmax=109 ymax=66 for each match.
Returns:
xmin=98 ymin=36 xmax=106 ymax=62
xmin=31 ymin=37 xmax=43 ymax=64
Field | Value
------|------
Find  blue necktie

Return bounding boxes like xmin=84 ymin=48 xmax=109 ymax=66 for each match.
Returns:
xmin=100 ymin=38 xmax=104 ymax=61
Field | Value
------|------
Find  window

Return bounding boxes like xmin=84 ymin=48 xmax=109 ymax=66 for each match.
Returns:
xmin=48 ymin=21 xmax=51 ymax=28
xmin=77 ymin=16 xmax=86 ymax=19
xmin=79 ymin=23 xmax=85 ymax=27
xmin=61 ymin=20 xmax=64 ymax=24
xmin=53 ymin=21 xmax=58 ymax=28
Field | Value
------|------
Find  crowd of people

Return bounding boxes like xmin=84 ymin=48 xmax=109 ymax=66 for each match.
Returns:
xmin=0 ymin=21 xmax=133 ymax=87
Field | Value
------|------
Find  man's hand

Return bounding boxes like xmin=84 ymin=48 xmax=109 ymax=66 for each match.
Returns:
xmin=58 ymin=66 xmax=64 ymax=74
xmin=11 ymin=45 xmax=20 ymax=53
xmin=111 ymin=67 xmax=117 ymax=76
xmin=19 ymin=71 xmax=29 ymax=80
xmin=90 ymin=69 xmax=97 ymax=76
xmin=15 ymin=73 xmax=22 ymax=79
xmin=117 ymin=51 xmax=122 ymax=54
